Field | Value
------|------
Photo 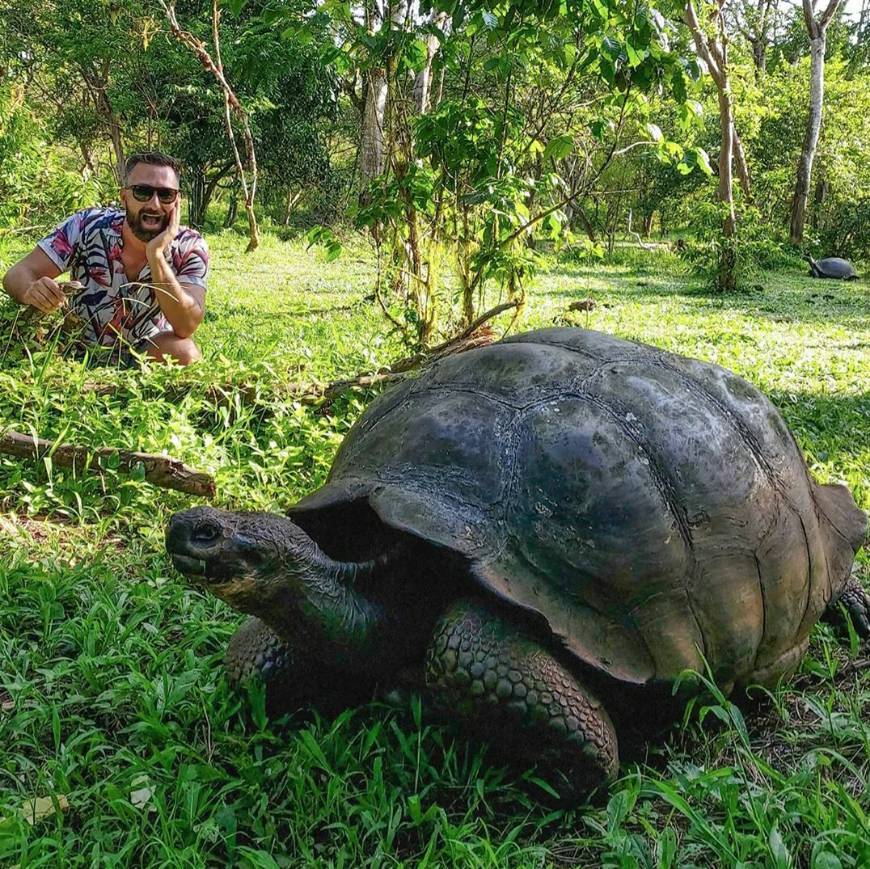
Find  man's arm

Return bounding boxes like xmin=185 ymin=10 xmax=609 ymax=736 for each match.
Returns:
xmin=147 ymin=256 xmax=205 ymax=339
xmin=3 ymin=247 xmax=66 ymax=313
xmin=145 ymin=202 xmax=205 ymax=339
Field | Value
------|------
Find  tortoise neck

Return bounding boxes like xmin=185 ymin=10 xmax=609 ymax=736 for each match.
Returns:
xmin=263 ymin=532 xmax=398 ymax=670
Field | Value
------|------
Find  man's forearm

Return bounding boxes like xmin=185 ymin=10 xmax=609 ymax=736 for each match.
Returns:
xmin=147 ymin=253 xmax=203 ymax=338
xmin=3 ymin=263 xmax=36 ymax=304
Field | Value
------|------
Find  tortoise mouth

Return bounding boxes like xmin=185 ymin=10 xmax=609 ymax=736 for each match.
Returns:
xmin=171 ymin=553 xmax=208 ymax=577
xmin=170 ymin=551 xmax=243 ymax=586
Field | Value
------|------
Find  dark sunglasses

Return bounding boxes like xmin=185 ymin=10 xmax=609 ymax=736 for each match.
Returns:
xmin=126 ymin=184 xmax=179 ymax=204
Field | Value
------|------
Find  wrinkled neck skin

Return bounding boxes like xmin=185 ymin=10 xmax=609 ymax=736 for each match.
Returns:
xmin=234 ymin=522 xmax=407 ymax=673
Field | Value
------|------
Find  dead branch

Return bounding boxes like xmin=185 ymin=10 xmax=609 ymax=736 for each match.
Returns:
xmin=159 ymin=0 xmax=259 ymax=251
xmin=0 ymin=430 xmax=215 ymax=498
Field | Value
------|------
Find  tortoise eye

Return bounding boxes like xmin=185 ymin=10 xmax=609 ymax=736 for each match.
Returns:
xmin=193 ymin=521 xmax=222 ymax=544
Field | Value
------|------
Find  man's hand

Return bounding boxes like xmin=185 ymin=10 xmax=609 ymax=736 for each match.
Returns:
xmin=21 ymin=276 xmax=67 ymax=314
xmin=146 ymin=200 xmax=181 ymax=259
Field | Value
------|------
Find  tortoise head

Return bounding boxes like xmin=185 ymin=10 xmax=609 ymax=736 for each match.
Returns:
xmin=166 ymin=506 xmax=319 ymax=611
xmin=166 ymin=507 xmax=392 ymax=663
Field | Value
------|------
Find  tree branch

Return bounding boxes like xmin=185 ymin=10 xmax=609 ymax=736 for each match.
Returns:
xmin=0 ymin=431 xmax=215 ymax=498
xmin=159 ymin=0 xmax=260 ymax=250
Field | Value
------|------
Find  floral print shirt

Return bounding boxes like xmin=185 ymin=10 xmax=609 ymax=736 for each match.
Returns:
xmin=37 ymin=207 xmax=209 ymax=347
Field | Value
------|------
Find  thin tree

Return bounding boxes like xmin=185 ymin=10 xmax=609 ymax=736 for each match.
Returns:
xmin=788 ymin=0 xmax=843 ymax=244
xmin=683 ymin=0 xmax=751 ymax=288
xmin=359 ymin=0 xmax=389 ymax=198
xmin=733 ymin=0 xmax=777 ymax=77
xmin=159 ymin=0 xmax=260 ymax=252
xmin=413 ymin=11 xmax=449 ymax=114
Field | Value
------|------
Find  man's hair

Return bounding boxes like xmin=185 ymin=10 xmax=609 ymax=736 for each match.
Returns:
xmin=123 ymin=151 xmax=182 ymax=184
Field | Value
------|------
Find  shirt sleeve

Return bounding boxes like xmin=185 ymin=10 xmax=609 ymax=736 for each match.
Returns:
xmin=36 ymin=210 xmax=87 ymax=272
xmin=172 ymin=231 xmax=210 ymax=290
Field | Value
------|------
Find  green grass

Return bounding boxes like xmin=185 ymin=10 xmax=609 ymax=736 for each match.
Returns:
xmin=0 ymin=230 xmax=868 ymax=866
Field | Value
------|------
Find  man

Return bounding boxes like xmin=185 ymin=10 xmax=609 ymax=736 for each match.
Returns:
xmin=2 ymin=151 xmax=208 ymax=365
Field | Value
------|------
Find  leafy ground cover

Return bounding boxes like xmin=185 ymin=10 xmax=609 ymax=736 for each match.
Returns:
xmin=0 ymin=230 xmax=867 ymax=867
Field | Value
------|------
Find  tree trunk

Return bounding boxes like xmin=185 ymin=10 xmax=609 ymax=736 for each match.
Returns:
xmin=360 ymin=68 xmax=388 ymax=192
xmin=643 ymin=212 xmax=654 ymax=236
xmin=358 ymin=0 xmax=389 ymax=197
xmin=683 ymin=0 xmax=740 ymax=290
xmin=732 ymin=128 xmax=752 ymax=200
xmin=160 ymin=0 xmax=260 ymax=251
xmin=225 ymin=181 xmax=239 ymax=228
xmin=413 ymin=12 xmax=448 ymax=114
xmin=80 ymin=64 xmax=125 ymax=184
xmin=789 ymin=0 xmax=842 ymax=244
xmin=188 ymin=170 xmax=207 ymax=229
xmin=742 ymin=0 xmax=775 ymax=80
xmin=282 ymin=188 xmax=303 ymax=225
xmin=79 ymin=142 xmax=96 ymax=180
xmin=717 ymin=88 xmax=737 ymax=292
xmin=789 ymin=33 xmax=826 ymax=243
xmin=752 ymin=38 xmax=766 ymax=75
xmin=109 ymin=121 xmax=126 ymax=186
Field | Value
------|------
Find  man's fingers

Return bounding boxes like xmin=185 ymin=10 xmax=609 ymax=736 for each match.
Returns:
xmin=26 ymin=278 xmax=66 ymax=312
xmin=36 ymin=277 xmax=65 ymax=303
xmin=36 ymin=287 xmax=62 ymax=312
xmin=30 ymin=291 xmax=56 ymax=313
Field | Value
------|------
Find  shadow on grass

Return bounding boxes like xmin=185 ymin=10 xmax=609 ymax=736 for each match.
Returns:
xmin=540 ymin=263 xmax=869 ymax=327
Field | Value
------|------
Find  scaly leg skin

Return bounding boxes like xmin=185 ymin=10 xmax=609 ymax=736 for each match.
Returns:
xmin=425 ymin=599 xmax=619 ymax=801
xmin=226 ymin=617 xmax=376 ymax=717
xmin=826 ymin=575 xmax=870 ymax=639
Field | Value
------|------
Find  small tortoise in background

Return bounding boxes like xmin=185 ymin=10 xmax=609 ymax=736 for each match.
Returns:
xmin=167 ymin=328 xmax=868 ymax=798
xmin=805 ymin=256 xmax=860 ymax=281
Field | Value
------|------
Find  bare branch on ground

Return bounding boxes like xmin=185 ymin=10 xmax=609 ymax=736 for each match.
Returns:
xmin=0 ymin=431 xmax=216 ymax=498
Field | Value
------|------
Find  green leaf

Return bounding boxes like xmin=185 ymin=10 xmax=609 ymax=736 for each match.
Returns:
xmin=812 ymin=852 xmax=843 ymax=869
xmin=590 ymin=0 xmax=609 ymax=21
xmin=692 ymin=147 xmax=713 ymax=175
xmin=237 ymin=849 xmax=281 ymax=869
xmin=646 ymin=123 xmax=663 ymax=142
xmin=768 ymin=826 xmax=790 ymax=869
xmin=591 ymin=119 xmax=608 ymax=140
xmin=224 ymin=0 xmax=248 ymax=16
xmin=543 ymin=134 xmax=574 ymax=161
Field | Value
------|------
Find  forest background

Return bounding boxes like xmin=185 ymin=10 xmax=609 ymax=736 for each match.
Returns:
xmin=1 ymin=0 xmax=869 ymax=317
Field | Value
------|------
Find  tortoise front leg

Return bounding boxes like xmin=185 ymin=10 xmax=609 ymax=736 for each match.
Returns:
xmin=425 ymin=600 xmax=619 ymax=800
xmin=826 ymin=575 xmax=870 ymax=639
xmin=226 ymin=617 xmax=377 ymax=716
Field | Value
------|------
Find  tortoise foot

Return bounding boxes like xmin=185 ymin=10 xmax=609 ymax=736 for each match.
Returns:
xmin=425 ymin=600 xmax=619 ymax=801
xmin=227 ymin=617 xmax=376 ymax=716
xmin=827 ymin=576 xmax=870 ymax=639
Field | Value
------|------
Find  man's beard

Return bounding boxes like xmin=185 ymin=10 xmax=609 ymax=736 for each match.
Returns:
xmin=127 ymin=210 xmax=169 ymax=242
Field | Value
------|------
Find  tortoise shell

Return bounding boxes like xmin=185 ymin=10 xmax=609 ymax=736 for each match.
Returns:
xmin=808 ymin=257 xmax=859 ymax=280
xmin=291 ymin=329 xmax=866 ymax=689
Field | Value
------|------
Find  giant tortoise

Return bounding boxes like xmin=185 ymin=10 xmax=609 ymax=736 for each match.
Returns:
xmin=805 ymin=256 xmax=860 ymax=280
xmin=167 ymin=328 xmax=868 ymax=797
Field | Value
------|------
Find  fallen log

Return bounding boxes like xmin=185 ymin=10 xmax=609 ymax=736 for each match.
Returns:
xmin=0 ymin=430 xmax=215 ymax=498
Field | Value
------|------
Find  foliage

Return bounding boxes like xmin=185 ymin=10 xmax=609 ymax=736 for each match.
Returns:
xmin=748 ymin=56 xmax=870 ymax=259
xmin=0 ymin=84 xmax=107 ymax=231
xmin=679 ymin=205 xmax=801 ymax=290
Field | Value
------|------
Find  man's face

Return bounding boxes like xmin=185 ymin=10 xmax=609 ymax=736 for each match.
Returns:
xmin=121 ymin=163 xmax=180 ymax=243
